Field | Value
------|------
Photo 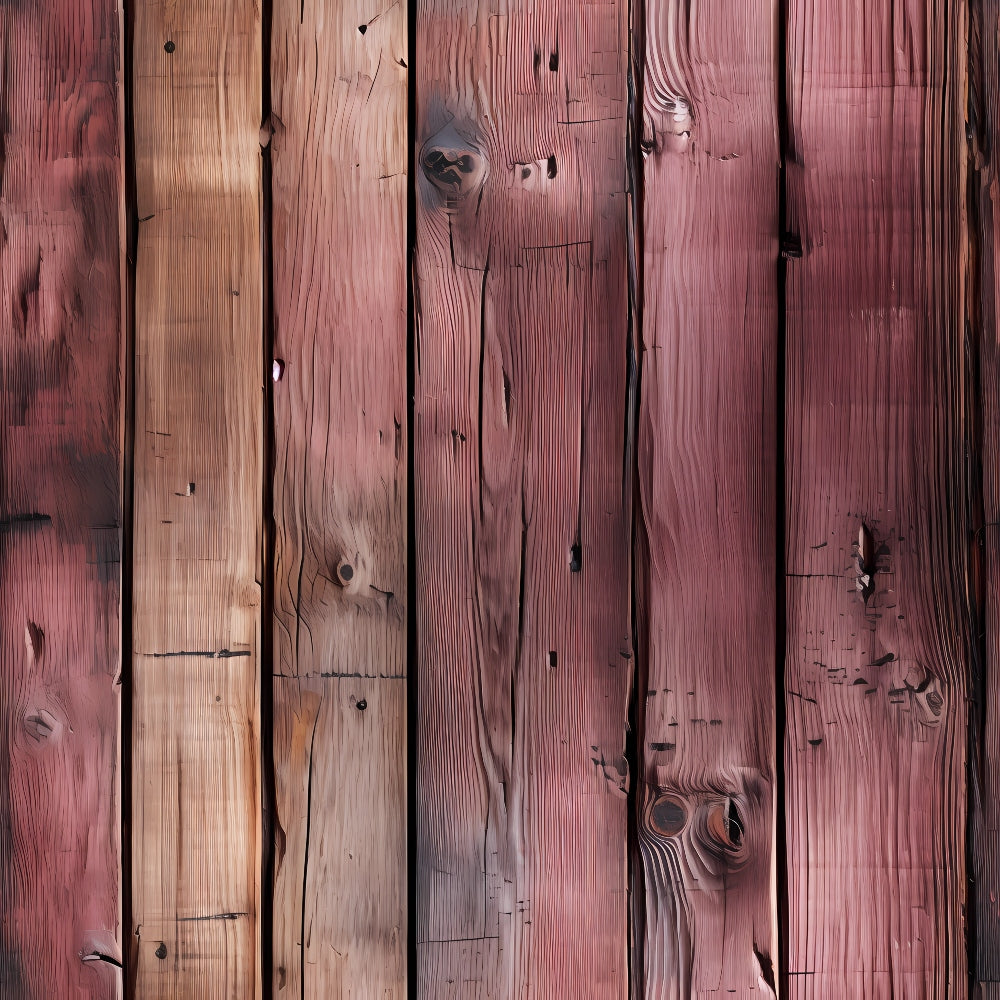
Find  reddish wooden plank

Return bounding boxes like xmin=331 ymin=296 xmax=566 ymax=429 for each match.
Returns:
xmin=130 ymin=0 xmax=262 ymax=994
xmin=783 ymin=1 xmax=969 ymax=995
xmin=268 ymin=0 xmax=408 ymax=992
xmin=414 ymin=1 xmax=633 ymax=994
xmin=0 ymin=2 xmax=124 ymax=996
xmin=635 ymin=2 xmax=780 ymax=994
xmin=971 ymin=1 xmax=1000 ymax=991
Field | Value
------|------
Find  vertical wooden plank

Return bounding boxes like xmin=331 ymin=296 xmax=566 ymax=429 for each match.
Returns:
xmin=414 ymin=0 xmax=632 ymax=994
xmin=268 ymin=0 xmax=408 ymax=992
xmin=784 ymin=1 xmax=969 ymax=995
xmin=130 ymin=1 xmax=262 ymax=995
xmin=971 ymin=1 xmax=1000 ymax=993
xmin=635 ymin=2 xmax=780 ymax=995
xmin=0 ymin=2 xmax=124 ymax=996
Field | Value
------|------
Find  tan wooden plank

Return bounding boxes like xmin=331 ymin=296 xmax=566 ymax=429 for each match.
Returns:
xmin=0 ymin=1 xmax=124 ymax=995
xmin=783 ymin=1 xmax=970 ymax=995
xmin=268 ymin=0 xmax=408 ymax=992
xmin=635 ymin=1 xmax=780 ymax=994
xmin=130 ymin=0 xmax=262 ymax=994
xmin=414 ymin=0 xmax=633 ymax=994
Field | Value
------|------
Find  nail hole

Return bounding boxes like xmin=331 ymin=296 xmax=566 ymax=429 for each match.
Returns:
xmin=163 ymin=40 xmax=175 ymax=53
xmin=569 ymin=543 xmax=581 ymax=572
xmin=548 ymin=651 xmax=557 ymax=668
xmin=549 ymin=51 xmax=558 ymax=71
xmin=546 ymin=155 xmax=557 ymax=179
xmin=339 ymin=564 xmax=354 ymax=582
xmin=356 ymin=698 xmax=367 ymax=712
xmin=358 ymin=23 xmax=367 ymax=34
xmin=649 ymin=794 xmax=687 ymax=837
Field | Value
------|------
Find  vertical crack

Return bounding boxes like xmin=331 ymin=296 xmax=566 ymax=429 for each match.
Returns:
xmin=625 ymin=0 xmax=645 ymax=988
xmin=260 ymin=0 xmax=277 ymax=995
xmin=775 ymin=0 xmax=791 ymax=992
xmin=121 ymin=0 xmax=138 ymax=992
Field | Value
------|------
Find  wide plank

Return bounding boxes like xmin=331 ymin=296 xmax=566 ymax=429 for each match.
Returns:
xmin=268 ymin=0 xmax=408 ymax=993
xmin=130 ymin=0 xmax=263 ymax=994
xmin=783 ymin=1 xmax=969 ymax=995
xmin=414 ymin=0 xmax=633 ymax=994
xmin=635 ymin=2 xmax=780 ymax=995
xmin=0 ymin=2 xmax=124 ymax=996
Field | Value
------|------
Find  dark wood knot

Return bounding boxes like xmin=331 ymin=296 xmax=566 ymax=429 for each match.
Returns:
xmin=648 ymin=794 xmax=688 ymax=837
xmin=420 ymin=125 xmax=486 ymax=200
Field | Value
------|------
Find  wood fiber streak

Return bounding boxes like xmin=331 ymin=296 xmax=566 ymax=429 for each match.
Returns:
xmin=130 ymin=1 xmax=262 ymax=995
xmin=269 ymin=0 xmax=408 ymax=993
xmin=0 ymin=2 xmax=123 ymax=997
xmin=636 ymin=2 xmax=779 ymax=996
xmin=971 ymin=1 xmax=1000 ymax=992
xmin=784 ymin=1 xmax=969 ymax=995
xmin=414 ymin=1 xmax=632 ymax=995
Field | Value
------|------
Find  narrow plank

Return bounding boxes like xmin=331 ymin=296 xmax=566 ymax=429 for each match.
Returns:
xmin=0 ymin=2 xmax=124 ymax=995
xmin=268 ymin=0 xmax=408 ymax=993
xmin=783 ymin=1 xmax=969 ymax=995
xmin=414 ymin=1 xmax=632 ymax=994
xmin=635 ymin=2 xmax=779 ymax=995
xmin=971 ymin=0 xmax=1000 ymax=991
xmin=130 ymin=1 xmax=262 ymax=994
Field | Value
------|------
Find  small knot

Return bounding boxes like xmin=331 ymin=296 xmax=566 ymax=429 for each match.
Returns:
xmin=154 ymin=943 xmax=167 ymax=960
xmin=356 ymin=698 xmax=367 ymax=712
xmin=648 ymin=794 xmax=687 ymax=837
xmin=163 ymin=40 xmax=175 ymax=53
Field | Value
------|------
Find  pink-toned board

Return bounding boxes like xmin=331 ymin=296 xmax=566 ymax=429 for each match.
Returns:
xmin=971 ymin=1 xmax=1000 ymax=994
xmin=268 ymin=0 xmax=409 ymax=993
xmin=636 ymin=1 xmax=780 ymax=994
xmin=783 ymin=1 xmax=970 ymax=994
xmin=413 ymin=0 xmax=633 ymax=993
xmin=0 ymin=1 xmax=124 ymax=997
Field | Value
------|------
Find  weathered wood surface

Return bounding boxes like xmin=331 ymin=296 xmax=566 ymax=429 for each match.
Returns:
xmin=268 ymin=0 xmax=408 ymax=993
xmin=0 ymin=2 xmax=124 ymax=997
xmin=414 ymin=0 xmax=633 ymax=993
xmin=972 ymin=2 xmax=1000 ymax=994
xmin=130 ymin=0 xmax=262 ymax=995
xmin=783 ymin=1 xmax=969 ymax=995
xmin=635 ymin=2 xmax=780 ymax=995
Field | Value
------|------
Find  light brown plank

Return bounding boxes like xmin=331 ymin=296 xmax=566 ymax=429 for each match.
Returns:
xmin=0 ymin=2 xmax=124 ymax=995
xmin=414 ymin=0 xmax=633 ymax=994
xmin=635 ymin=2 xmax=780 ymax=995
xmin=268 ymin=0 xmax=408 ymax=993
xmin=783 ymin=1 xmax=969 ymax=995
xmin=130 ymin=1 xmax=262 ymax=994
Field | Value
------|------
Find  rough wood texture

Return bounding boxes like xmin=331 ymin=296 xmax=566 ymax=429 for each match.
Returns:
xmin=0 ymin=2 xmax=124 ymax=996
xmin=972 ymin=1 xmax=1000 ymax=992
xmin=783 ymin=1 xmax=969 ymax=994
xmin=268 ymin=0 xmax=408 ymax=993
xmin=414 ymin=0 xmax=632 ymax=994
xmin=635 ymin=2 xmax=779 ymax=995
xmin=130 ymin=1 xmax=262 ymax=995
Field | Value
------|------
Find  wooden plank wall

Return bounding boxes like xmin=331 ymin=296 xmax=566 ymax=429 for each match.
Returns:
xmin=3 ymin=0 xmax=1000 ymax=997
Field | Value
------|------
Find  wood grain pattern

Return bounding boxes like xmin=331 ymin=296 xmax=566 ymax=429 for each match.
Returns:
xmin=268 ymin=0 xmax=408 ymax=993
xmin=130 ymin=1 xmax=262 ymax=995
xmin=414 ymin=0 xmax=633 ymax=994
xmin=971 ymin=1 xmax=1000 ymax=992
xmin=635 ymin=2 xmax=779 ymax=995
xmin=783 ymin=1 xmax=969 ymax=995
xmin=0 ymin=2 xmax=124 ymax=996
